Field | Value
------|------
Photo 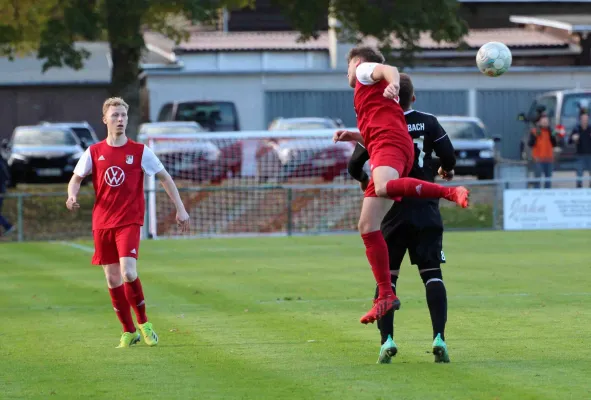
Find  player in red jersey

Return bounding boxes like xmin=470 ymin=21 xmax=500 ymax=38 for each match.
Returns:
xmin=333 ymin=47 xmax=469 ymax=325
xmin=66 ymin=97 xmax=190 ymax=348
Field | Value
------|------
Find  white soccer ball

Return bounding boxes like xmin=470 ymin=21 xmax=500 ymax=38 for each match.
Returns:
xmin=476 ymin=42 xmax=512 ymax=77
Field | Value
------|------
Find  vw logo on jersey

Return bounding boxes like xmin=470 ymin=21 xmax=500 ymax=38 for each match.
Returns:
xmin=104 ymin=166 xmax=125 ymax=187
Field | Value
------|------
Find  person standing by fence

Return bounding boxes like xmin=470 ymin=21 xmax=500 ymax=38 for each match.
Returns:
xmin=0 ymin=149 xmax=14 ymax=236
xmin=528 ymin=110 xmax=557 ymax=189
xmin=570 ymin=111 xmax=591 ymax=188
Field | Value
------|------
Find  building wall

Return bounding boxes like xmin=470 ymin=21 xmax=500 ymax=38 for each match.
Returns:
xmin=146 ymin=67 xmax=591 ymax=135
xmin=0 ymin=85 xmax=110 ymax=141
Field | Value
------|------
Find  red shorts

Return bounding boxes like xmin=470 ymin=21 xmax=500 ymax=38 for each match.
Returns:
xmin=364 ymin=142 xmax=414 ymax=198
xmin=92 ymin=224 xmax=141 ymax=265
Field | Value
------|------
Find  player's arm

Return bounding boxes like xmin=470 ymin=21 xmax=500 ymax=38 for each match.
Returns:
xmin=66 ymin=149 xmax=92 ymax=210
xmin=347 ymin=143 xmax=370 ymax=191
xmin=356 ymin=62 xmax=400 ymax=99
xmin=430 ymin=121 xmax=456 ymax=181
xmin=142 ymin=146 xmax=190 ymax=232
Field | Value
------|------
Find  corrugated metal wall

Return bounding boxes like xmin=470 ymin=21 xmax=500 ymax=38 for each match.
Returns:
xmin=265 ymin=89 xmax=546 ymax=159
xmin=476 ymin=89 xmax=548 ymax=160
xmin=265 ymin=90 xmax=467 ymax=128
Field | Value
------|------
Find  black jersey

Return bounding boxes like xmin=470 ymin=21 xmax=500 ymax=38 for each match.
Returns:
xmin=347 ymin=109 xmax=456 ymax=231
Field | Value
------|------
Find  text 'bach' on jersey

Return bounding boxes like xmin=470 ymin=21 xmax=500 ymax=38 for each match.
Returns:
xmin=73 ymin=139 xmax=164 ymax=230
xmin=403 ymin=110 xmax=456 ymax=182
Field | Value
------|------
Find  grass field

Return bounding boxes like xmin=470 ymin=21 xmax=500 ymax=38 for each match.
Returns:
xmin=1 ymin=230 xmax=590 ymax=400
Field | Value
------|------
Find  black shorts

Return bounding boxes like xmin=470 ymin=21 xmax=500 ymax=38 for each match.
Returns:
xmin=382 ymin=222 xmax=445 ymax=270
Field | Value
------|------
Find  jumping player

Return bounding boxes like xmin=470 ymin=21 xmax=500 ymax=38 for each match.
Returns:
xmin=333 ymin=46 xmax=469 ymax=324
xmin=66 ymin=97 xmax=190 ymax=348
xmin=348 ymin=73 xmax=454 ymax=363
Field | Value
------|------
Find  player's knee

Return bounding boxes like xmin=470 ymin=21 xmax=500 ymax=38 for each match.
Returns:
xmin=419 ymin=267 xmax=443 ymax=286
xmin=120 ymin=258 xmax=138 ymax=282
xmin=358 ymin=219 xmax=380 ymax=234
xmin=374 ymin=182 xmax=389 ymax=198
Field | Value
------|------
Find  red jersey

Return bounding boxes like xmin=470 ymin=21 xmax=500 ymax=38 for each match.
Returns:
xmin=74 ymin=139 xmax=164 ymax=230
xmin=353 ymin=63 xmax=412 ymax=157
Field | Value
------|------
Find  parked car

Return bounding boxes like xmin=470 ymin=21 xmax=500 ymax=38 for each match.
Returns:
xmin=434 ymin=116 xmax=501 ymax=180
xmin=518 ymin=89 xmax=591 ymax=169
xmin=268 ymin=117 xmax=345 ymax=130
xmin=156 ymin=101 xmax=240 ymax=131
xmin=138 ymin=122 xmax=224 ymax=182
xmin=258 ymin=117 xmax=353 ymax=182
xmin=6 ymin=125 xmax=87 ymax=185
xmin=40 ymin=121 xmax=100 ymax=147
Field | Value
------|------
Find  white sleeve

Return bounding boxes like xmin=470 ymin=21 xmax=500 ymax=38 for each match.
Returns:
xmin=73 ymin=148 xmax=92 ymax=177
xmin=141 ymin=145 xmax=165 ymax=176
xmin=356 ymin=62 xmax=379 ymax=85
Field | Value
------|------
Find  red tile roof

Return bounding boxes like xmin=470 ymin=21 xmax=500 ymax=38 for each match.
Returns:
xmin=172 ymin=28 xmax=571 ymax=53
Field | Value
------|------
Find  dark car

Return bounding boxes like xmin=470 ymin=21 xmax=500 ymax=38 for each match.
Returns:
xmin=156 ymin=101 xmax=240 ymax=132
xmin=518 ymin=89 xmax=591 ymax=170
xmin=434 ymin=116 xmax=500 ymax=180
xmin=7 ymin=126 xmax=87 ymax=185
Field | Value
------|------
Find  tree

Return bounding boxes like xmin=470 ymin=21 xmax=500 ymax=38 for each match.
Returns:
xmin=272 ymin=0 xmax=468 ymax=67
xmin=0 ymin=0 xmax=252 ymax=139
xmin=0 ymin=0 xmax=466 ymax=138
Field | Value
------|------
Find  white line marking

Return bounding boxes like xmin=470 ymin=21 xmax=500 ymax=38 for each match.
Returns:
xmin=56 ymin=241 xmax=94 ymax=253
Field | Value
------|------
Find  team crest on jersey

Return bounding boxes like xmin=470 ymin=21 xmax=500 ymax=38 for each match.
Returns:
xmin=126 ymin=155 xmax=134 ymax=164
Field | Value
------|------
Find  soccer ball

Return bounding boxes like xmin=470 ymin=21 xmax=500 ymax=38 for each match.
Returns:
xmin=476 ymin=42 xmax=512 ymax=77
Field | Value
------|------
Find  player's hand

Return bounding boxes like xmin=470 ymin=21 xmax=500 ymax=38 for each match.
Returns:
xmin=176 ymin=209 xmax=190 ymax=232
xmin=66 ymin=196 xmax=80 ymax=211
xmin=383 ymin=82 xmax=399 ymax=99
xmin=333 ymin=130 xmax=360 ymax=143
xmin=572 ymin=133 xmax=580 ymax=142
xmin=438 ymin=167 xmax=454 ymax=181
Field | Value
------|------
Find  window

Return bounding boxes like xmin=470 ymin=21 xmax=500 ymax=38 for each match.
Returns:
xmin=438 ymin=120 xmax=487 ymax=140
xmin=71 ymin=128 xmax=97 ymax=144
xmin=175 ymin=102 xmax=238 ymax=131
xmin=13 ymin=129 xmax=77 ymax=146
xmin=561 ymin=93 xmax=591 ymax=131
xmin=536 ymin=96 xmax=557 ymax=120
xmin=157 ymin=103 xmax=173 ymax=121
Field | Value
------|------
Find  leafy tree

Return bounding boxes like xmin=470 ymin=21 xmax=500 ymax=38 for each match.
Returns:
xmin=0 ymin=0 xmax=252 ymax=139
xmin=0 ymin=0 xmax=466 ymax=137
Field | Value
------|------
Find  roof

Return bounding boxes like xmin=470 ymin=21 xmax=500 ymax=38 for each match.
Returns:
xmin=174 ymin=28 xmax=571 ymax=53
xmin=509 ymin=14 xmax=591 ymax=33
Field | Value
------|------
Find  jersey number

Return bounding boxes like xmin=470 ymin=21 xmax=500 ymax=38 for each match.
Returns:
xmin=413 ymin=138 xmax=426 ymax=168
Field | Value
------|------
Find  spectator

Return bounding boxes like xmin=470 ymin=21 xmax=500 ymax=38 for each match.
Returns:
xmin=570 ymin=111 xmax=591 ymax=188
xmin=528 ymin=110 xmax=557 ymax=189
xmin=0 ymin=148 xmax=14 ymax=236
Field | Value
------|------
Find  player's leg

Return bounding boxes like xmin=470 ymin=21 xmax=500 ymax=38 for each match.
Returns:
xmin=371 ymin=152 xmax=469 ymax=208
xmin=116 ymin=224 xmax=158 ymax=346
xmin=358 ymin=188 xmax=400 ymax=324
xmin=409 ymin=229 xmax=449 ymax=363
xmin=93 ymin=228 xmax=139 ymax=348
xmin=375 ymin=230 xmax=406 ymax=363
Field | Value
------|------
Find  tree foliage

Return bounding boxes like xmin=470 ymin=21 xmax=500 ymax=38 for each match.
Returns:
xmin=272 ymin=0 xmax=468 ymax=66
xmin=0 ymin=0 xmax=466 ymax=137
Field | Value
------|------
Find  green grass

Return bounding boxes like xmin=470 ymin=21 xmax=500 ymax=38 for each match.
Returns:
xmin=1 ymin=231 xmax=590 ymax=399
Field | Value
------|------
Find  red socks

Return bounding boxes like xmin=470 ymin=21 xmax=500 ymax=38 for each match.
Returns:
xmin=361 ymin=231 xmax=394 ymax=299
xmin=124 ymin=277 xmax=148 ymax=324
xmin=108 ymin=285 xmax=136 ymax=333
xmin=386 ymin=178 xmax=452 ymax=200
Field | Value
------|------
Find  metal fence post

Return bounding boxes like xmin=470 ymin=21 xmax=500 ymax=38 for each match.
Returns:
xmin=286 ymin=187 xmax=293 ymax=236
xmin=17 ymin=194 xmax=23 ymax=242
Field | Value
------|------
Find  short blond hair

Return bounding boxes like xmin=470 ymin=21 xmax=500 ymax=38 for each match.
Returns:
xmin=102 ymin=97 xmax=129 ymax=115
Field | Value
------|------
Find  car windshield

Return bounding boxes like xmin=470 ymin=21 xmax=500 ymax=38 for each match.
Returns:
xmin=561 ymin=93 xmax=591 ymax=131
xmin=71 ymin=128 xmax=96 ymax=144
xmin=142 ymin=126 xmax=202 ymax=135
xmin=175 ymin=102 xmax=236 ymax=130
xmin=13 ymin=129 xmax=77 ymax=146
xmin=279 ymin=121 xmax=335 ymax=130
xmin=438 ymin=120 xmax=487 ymax=139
